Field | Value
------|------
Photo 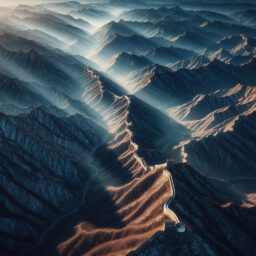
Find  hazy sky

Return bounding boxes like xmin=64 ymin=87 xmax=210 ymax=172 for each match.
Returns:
xmin=0 ymin=0 xmax=61 ymax=6
xmin=0 ymin=0 xmax=102 ymax=7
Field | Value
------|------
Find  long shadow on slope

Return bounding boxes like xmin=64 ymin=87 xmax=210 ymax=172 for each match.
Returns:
xmin=128 ymin=96 xmax=190 ymax=165
xmin=24 ymin=144 xmax=133 ymax=256
xmin=134 ymin=162 xmax=256 ymax=256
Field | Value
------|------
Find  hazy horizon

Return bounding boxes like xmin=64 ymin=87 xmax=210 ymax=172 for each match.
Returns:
xmin=0 ymin=0 xmax=103 ymax=7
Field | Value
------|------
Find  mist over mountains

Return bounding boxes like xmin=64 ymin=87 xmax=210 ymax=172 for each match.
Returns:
xmin=0 ymin=0 xmax=256 ymax=256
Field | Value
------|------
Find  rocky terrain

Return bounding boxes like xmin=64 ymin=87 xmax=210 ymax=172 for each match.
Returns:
xmin=0 ymin=0 xmax=255 ymax=255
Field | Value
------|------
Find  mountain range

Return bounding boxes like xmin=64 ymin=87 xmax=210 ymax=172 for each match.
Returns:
xmin=0 ymin=1 xmax=255 ymax=256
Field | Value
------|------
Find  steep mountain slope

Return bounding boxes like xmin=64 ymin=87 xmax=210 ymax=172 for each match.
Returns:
xmin=185 ymin=112 xmax=256 ymax=179
xmin=0 ymin=1 xmax=256 ymax=256
xmin=232 ymin=9 xmax=256 ymax=28
xmin=94 ymin=34 xmax=157 ymax=62
xmin=0 ymin=47 xmax=73 ymax=88
xmin=135 ymin=163 xmax=256 ymax=256
xmin=22 ymin=69 xmax=180 ymax=256
xmin=169 ymin=84 xmax=256 ymax=122
xmin=94 ymin=21 xmax=136 ymax=39
xmin=12 ymin=11 xmax=92 ymax=44
xmin=206 ymin=34 xmax=256 ymax=54
xmin=201 ymin=20 xmax=256 ymax=38
xmin=202 ymin=34 xmax=256 ymax=61
xmin=147 ymin=17 xmax=206 ymax=38
xmin=134 ymin=59 xmax=256 ymax=107
xmin=169 ymin=56 xmax=210 ymax=71
xmin=0 ymin=67 xmax=181 ymax=256
xmin=70 ymin=6 xmax=112 ymax=25
xmin=170 ymin=30 xmax=221 ymax=51
xmin=0 ymin=32 xmax=48 ymax=54
xmin=53 ymin=12 xmax=95 ymax=33
xmin=113 ymin=20 xmax=154 ymax=36
xmin=119 ymin=7 xmax=175 ymax=23
xmin=0 ymin=107 xmax=108 ymax=255
xmin=146 ymin=46 xmax=196 ymax=66
xmin=0 ymin=73 xmax=49 ymax=107
xmin=107 ymin=52 xmax=152 ymax=79
xmin=127 ymin=96 xmax=190 ymax=165
xmin=169 ymin=84 xmax=256 ymax=192
xmin=119 ymin=6 xmax=232 ymax=24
